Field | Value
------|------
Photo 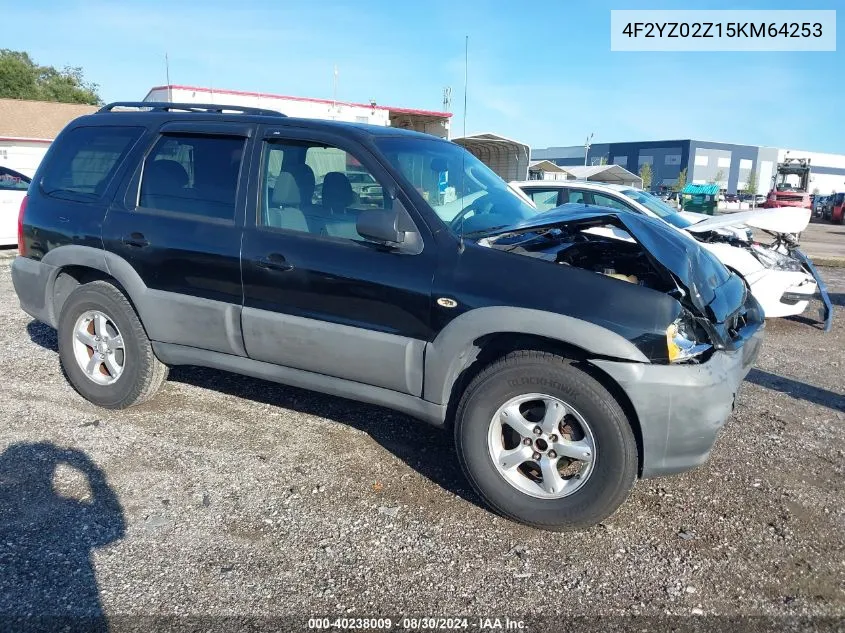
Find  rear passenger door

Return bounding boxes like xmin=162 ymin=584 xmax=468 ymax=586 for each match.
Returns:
xmin=239 ymin=127 xmax=437 ymax=396
xmin=102 ymin=121 xmax=253 ymax=356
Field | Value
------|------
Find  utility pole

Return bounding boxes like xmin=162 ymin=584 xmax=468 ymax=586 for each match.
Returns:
xmin=584 ymin=132 xmax=594 ymax=167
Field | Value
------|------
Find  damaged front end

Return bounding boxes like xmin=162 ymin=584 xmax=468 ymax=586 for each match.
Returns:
xmin=480 ymin=206 xmax=764 ymax=363
xmin=690 ymin=225 xmax=832 ymax=332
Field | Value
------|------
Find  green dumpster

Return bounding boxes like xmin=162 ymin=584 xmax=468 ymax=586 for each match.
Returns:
xmin=681 ymin=183 xmax=719 ymax=215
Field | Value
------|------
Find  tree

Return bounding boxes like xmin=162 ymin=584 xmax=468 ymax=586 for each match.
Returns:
xmin=744 ymin=170 xmax=758 ymax=196
xmin=599 ymin=156 xmax=608 ymax=166
xmin=639 ymin=162 xmax=653 ymax=190
xmin=673 ymin=168 xmax=687 ymax=192
xmin=712 ymin=169 xmax=725 ymax=185
xmin=0 ymin=49 xmax=100 ymax=104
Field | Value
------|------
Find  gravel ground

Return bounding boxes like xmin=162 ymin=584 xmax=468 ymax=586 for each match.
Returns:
xmin=0 ymin=258 xmax=843 ymax=632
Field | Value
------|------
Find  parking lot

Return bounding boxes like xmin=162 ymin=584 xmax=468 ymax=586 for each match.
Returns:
xmin=0 ymin=256 xmax=843 ymax=627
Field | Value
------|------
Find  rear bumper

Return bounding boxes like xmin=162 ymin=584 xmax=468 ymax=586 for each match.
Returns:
xmin=590 ymin=324 xmax=764 ymax=479
xmin=11 ymin=256 xmax=57 ymax=326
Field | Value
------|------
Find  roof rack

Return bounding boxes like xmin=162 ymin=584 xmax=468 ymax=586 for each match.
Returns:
xmin=97 ymin=101 xmax=286 ymax=117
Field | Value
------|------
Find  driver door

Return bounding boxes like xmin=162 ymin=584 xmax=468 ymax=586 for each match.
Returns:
xmin=239 ymin=127 xmax=439 ymax=396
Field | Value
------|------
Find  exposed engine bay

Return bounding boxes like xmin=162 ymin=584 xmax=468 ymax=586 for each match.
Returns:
xmin=482 ymin=226 xmax=675 ymax=293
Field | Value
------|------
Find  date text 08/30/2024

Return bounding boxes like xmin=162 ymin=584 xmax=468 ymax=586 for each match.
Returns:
xmin=307 ymin=616 xmax=528 ymax=630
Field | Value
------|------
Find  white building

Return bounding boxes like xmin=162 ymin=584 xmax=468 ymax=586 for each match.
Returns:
xmin=778 ymin=148 xmax=845 ymax=195
xmin=0 ymin=99 xmax=98 ymax=176
xmin=144 ymin=85 xmax=451 ymax=139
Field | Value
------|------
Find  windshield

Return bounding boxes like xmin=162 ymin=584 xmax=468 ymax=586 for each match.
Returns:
xmin=375 ymin=137 xmax=539 ymax=237
xmin=621 ymin=188 xmax=693 ymax=228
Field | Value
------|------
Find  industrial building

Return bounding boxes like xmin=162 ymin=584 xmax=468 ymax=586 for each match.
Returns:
xmin=144 ymin=85 xmax=452 ymax=139
xmin=532 ymin=140 xmax=845 ymax=195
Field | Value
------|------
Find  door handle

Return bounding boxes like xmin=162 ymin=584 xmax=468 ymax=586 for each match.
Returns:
xmin=122 ymin=232 xmax=150 ymax=248
xmin=256 ymin=253 xmax=293 ymax=271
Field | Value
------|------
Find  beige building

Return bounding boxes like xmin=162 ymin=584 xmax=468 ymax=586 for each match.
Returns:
xmin=0 ymin=98 xmax=99 ymax=176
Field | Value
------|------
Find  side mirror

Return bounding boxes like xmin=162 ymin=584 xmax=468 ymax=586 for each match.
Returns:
xmin=357 ymin=207 xmax=406 ymax=245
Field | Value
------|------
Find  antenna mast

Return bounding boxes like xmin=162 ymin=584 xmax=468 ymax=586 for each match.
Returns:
xmin=165 ymin=53 xmax=171 ymax=101
xmin=458 ymin=35 xmax=468 ymax=253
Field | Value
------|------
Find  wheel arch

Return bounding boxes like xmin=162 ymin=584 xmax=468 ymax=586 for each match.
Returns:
xmin=432 ymin=330 xmax=645 ymax=476
xmin=40 ymin=245 xmax=150 ymax=329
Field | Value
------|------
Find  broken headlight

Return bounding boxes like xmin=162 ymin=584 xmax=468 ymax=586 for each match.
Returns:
xmin=750 ymin=244 xmax=804 ymax=272
xmin=666 ymin=314 xmax=712 ymax=363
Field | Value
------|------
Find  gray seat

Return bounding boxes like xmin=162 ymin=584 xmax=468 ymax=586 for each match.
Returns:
xmin=267 ymin=172 xmax=308 ymax=232
xmin=318 ymin=171 xmax=359 ymax=238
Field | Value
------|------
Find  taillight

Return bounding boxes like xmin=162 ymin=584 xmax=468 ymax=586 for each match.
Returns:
xmin=17 ymin=195 xmax=28 ymax=257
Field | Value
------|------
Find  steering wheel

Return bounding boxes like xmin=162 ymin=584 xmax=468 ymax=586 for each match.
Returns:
xmin=449 ymin=189 xmax=511 ymax=232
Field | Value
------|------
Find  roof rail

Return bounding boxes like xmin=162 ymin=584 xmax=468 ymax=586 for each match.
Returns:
xmin=97 ymin=101 xmax=286 ymax=117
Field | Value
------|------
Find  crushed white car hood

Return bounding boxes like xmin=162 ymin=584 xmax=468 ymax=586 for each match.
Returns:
xmin=684 ymin=207 xmax=811 ymax=235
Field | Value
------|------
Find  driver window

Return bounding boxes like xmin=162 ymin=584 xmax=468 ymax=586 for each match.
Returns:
xmin=261 ymin=139 xmax=391 ymax=241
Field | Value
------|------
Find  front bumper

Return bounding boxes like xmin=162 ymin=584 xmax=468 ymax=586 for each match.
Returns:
xmin=792 ymin=249 xmax=833 ymax=332
xmin=590 ymin=324 xmax=764 ymax=478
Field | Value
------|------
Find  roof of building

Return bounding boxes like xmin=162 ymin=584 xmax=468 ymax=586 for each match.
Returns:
xmin=0 ymin=98 xmax=99 ymax=141
xmin=683 ymin=183 xmax=720 ymax=195
xmin=144 ymin=84 xmax=452 ymax=119
xmin=563 ymin=164 xmax=642 ymax=185
xmin=529 ymin=160 xmax=567 ymax=172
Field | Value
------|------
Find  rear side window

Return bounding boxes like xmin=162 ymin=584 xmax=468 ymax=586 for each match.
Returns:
xmin=41 ymin=126 xmax=143 ymax=200
xmin=138 ymin=134 xmax=245 ymax=222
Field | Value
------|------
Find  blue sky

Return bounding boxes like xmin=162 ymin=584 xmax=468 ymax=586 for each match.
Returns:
xmin=8 ymin=0 xmax=843 ymax=151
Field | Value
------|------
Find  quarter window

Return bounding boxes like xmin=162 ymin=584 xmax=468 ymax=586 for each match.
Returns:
xmin=41 ymin=126 xmax=143 ymax=200
xmin=260 ymin=139 xmax=390 ymax=241
xmin=139 ymin=134 xmax=245 ymax=221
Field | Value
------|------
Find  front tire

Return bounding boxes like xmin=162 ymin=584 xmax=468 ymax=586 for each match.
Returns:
xmin=58 ymin=280 xmax=168 ymax=409
xmin=454 ymin=351 xmax=637 ymax=530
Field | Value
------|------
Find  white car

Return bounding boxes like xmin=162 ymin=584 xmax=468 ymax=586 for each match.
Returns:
xmin=512 ymin=180 xmax=831 ymax=330
xmin=0 ymin=166 xmax=30 ymax=246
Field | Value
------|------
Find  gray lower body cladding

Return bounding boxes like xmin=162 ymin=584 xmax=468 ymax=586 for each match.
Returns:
xmin=13 ymin=253 xmax=763 ymax=479
xmin=591 ymin=326 xmax=764 ymax=478
xmin=10 ymin=255 xmax=55 ymax=325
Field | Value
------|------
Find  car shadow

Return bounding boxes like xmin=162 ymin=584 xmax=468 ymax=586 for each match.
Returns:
xmin=25 ymin=320 xmax=483 ymax=511
xmin=0 ymin=442 xmax=125 ymax=632
xmin=27 ymin=320 xmax=58 ymax=353
xmin=747 ymin=368 xmax=845 ymax=412
xmin=828 ymin=292 xmax=845 ymax=307
xmin=168 ymin=365 xmax=484 ymax=510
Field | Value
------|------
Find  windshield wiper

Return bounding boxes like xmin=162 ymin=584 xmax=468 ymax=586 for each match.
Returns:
xmin=464 ymin=225 xmax=510 ymax=239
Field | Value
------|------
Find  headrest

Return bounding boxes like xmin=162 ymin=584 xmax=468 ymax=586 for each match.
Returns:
xmin=322 ymin=171 xmax=353 ymax=211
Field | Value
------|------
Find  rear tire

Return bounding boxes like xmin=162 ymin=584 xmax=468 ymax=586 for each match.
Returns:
xmin=58 ymin=280 xmax=168 ymax=409
xmin=454 ymin=350 xmax=637 ymax=531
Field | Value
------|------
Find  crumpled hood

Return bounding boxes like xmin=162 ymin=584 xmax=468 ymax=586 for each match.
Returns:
xmin=485 ymin=205 xmax=739 ymax=322
xmin=683 ymin=207 xmax=811 ymax=235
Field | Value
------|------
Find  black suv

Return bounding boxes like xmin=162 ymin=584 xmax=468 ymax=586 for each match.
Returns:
xmin=12 ymin=102 xmax=764 ymax=530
